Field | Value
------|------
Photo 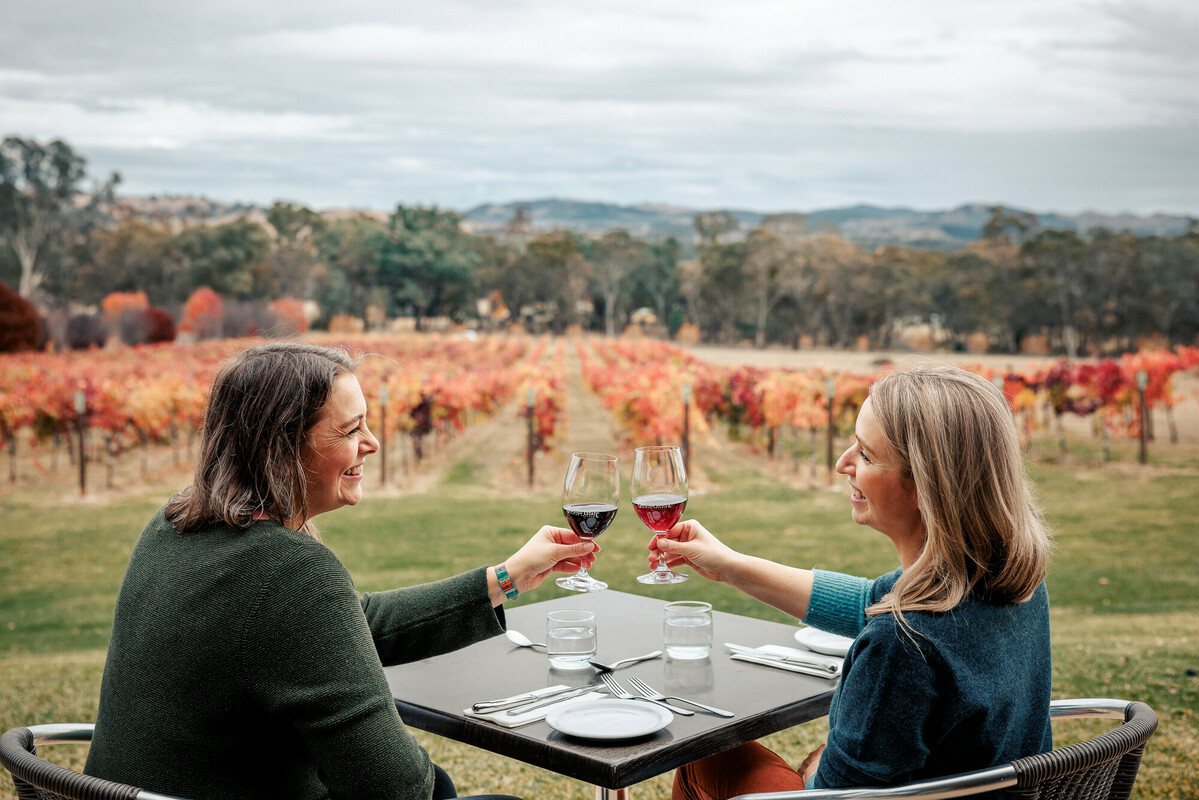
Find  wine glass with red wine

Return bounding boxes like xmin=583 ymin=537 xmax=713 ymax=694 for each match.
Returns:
xmin=557 ymin=452 xmax=619 ymax=592
xmin=632 ymin=445 xmax=689 ymax=585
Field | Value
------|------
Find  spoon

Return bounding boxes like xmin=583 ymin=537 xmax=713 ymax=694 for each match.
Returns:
xmin=506 ymin=629 xmax=547 ymax=650
xmin=589 ymin=650 xmax=663 ymax=672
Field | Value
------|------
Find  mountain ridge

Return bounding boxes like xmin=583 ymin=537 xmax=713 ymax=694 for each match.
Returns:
xmin=460 ymin=198 xmax=1194 ymax=248
xmin=112 ymin=194 xmax=1194 ymax=249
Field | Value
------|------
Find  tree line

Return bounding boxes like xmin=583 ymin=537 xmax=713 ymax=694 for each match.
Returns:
xmin=3 ymin=135 xmax=1198 ymax=354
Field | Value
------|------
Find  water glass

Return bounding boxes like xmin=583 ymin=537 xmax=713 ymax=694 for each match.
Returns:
xmin=546 ymin=609 xmax=598 ymax=670
xmin=663 ymin=601 xmax=713 ymax=660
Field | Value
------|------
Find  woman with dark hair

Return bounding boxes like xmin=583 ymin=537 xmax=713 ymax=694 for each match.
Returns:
xmin=650 ymin=364 xmax=1053 ymax=799
xmin=85 ymin=342 xmax=597 ymax=800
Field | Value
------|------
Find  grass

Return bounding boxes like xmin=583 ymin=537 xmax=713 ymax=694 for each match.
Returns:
xmin=1 ymin=435 xmax=1197 ymax=800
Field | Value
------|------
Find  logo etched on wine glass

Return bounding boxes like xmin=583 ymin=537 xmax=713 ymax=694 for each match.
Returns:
xmin=633 ymin=445 xmax=689 ymax=585
xmin=557 ymin=453 xmax=619 ymax=593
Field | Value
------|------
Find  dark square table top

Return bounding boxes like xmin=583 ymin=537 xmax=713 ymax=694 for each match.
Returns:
xmin=384 ymin=590 xmax=837 ymax=790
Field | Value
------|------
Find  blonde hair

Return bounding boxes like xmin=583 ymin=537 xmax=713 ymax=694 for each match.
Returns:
xmin=866 ymin=365 xmax=1051 ymax=625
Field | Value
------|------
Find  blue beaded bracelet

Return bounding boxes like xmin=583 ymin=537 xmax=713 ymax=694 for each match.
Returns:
xmin=495 ymin=564 xmax=519 ymax=601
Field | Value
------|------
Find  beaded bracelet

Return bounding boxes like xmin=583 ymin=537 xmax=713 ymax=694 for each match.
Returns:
xmin=495 ymin=564 xmax=519 ymax=601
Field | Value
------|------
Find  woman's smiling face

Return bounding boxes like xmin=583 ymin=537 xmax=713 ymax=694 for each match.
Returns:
xmin=300 ymin=373 xmax=379 ymax=524
xmin=835 ymin=397 xmax=925 ymax=562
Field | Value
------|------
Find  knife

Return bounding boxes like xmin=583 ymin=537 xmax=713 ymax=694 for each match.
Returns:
xmin=472 ymin=684 xmax=576 ymax=712
xmin=724 ymin=643 xmax=841 ymax=674
xmin=503 ymin=683 xmax=606 ymax=716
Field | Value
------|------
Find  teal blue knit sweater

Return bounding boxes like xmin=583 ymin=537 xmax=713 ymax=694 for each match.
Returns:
xmin=85 ymin=510 xmax=504 ymax=800
xmin=803 ymin=569 xmax=1052 ymax=793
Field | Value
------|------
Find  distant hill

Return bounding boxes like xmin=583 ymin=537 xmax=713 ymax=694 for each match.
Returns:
xmin=108 ymin=194 xmax=1194 ymax=250
xmin=461 ymin=199 xmax=1195 ymax=249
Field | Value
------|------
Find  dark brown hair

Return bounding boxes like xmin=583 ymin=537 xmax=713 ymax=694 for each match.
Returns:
xmin=165 ymin=342 xmax=358 ymax=535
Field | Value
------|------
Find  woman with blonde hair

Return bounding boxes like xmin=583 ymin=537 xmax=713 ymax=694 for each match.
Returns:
xmin=651 ymin=364 xmax=1053 ymax=799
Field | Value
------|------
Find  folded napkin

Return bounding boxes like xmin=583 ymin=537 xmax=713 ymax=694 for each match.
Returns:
xmin=464 ymin=691 xmax=607 ymax=728
xmin=730 ymin=644 xmax=844 ymax=680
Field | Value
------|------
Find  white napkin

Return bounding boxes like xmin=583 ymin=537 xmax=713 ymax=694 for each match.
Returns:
xmin=730 ymin=644 xmax=844 ymax=679
xmin=463 ymin=691 xmax=607 ymax=728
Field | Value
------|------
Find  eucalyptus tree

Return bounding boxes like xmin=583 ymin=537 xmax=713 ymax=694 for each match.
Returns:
xmin=743 ymin=226 xmax=800 ymax=348
xmin=0 ymin=136 xmax=119 ymax=300
xmin=314 ymin=214 xmax=389 ymax=321
xmin=802 ymin=235 xmax=875 ymax=348
xmin=381 ymin=205 xmax=479 ymax=329
xmin=1131 ymin=228 xmax=1199 ymax=346
xmin=694 ymin=240 xmax=747 ymax=343
xmin=1020 ymin=229 xmax=1088 ymax=356
xmin=76 ymin=219 xmax=180 ymax=305
xmin=629 ymin=236 xmax=681 ymax=330
xmin=592 ymin=230 xmax=645 ymax=336
xmin=172 ymin=217 xmax=271 ymax=301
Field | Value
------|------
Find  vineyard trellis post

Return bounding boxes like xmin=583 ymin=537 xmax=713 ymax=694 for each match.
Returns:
xmin=682 ymin=384 xmax=691 ymax=477
xmin=825 ymin=377 xmax=836 ymax=484
xmin=526 ymin=387 xmax=536 ymax=487
xmin=379 ymin=385 xmax=388 ymax=487
xmin=1137 ymin=370 xmax=1148 ymax=465
xmin=74 ymin=391 xmax=86 ymax=496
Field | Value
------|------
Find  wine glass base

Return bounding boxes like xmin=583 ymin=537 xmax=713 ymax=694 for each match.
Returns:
xmin=636 ymin=569 xmax=689 ymax=585
xmin=556 ymin=574 xmax=608 ymax=592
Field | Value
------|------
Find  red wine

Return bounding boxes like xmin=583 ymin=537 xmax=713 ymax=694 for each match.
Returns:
xmin=632 ymin=493 xmax=687 ymax=531
xmin=562 ymin=502 xmax=619 ymax=538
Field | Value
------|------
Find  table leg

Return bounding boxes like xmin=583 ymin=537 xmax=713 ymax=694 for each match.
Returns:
xmin=595 ymin=787 xmax=630 ymax=800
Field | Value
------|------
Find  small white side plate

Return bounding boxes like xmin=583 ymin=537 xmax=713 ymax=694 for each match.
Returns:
xmin=794 ymin=627 xmax=855 ymax=657
xmin=546 ymin=699 xmax=673 ymax=740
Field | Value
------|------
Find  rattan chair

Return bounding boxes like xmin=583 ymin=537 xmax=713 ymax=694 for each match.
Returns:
xmin=0 ymin=723 xmax=185 ymax=800
xmin=731 ymin=698 xmax=1157 ymax=800
xmin=1 ymin=723 xmax=524 ymax=800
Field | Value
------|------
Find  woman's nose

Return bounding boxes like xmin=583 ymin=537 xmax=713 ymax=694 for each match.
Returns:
xmin=834 ymin=447 xmax=853 ymax=475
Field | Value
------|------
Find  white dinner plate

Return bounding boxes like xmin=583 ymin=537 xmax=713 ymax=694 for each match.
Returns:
xmin=545 ymin=699 xmax=673 ymax=740
xmin=794 ymin=627 xmax=855 ymax=657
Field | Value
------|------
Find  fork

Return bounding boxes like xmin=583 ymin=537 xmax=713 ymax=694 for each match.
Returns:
xmin=627 ymin=677 xmax=734 ymax=717
xmin=599 ymin=673 xmax=694 ymax=716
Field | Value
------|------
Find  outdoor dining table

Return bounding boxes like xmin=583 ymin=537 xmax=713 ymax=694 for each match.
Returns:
xmin=383 ymin=590 xmax=838 ymax=798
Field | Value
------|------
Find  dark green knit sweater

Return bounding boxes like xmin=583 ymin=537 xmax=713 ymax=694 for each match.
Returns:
xmin=85 ymin=509 xmax=504 ymax=800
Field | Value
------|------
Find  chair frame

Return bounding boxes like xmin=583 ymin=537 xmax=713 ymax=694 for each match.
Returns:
xmin=2 ymin=723 xmax=524 ymax=800
xmin=1 ymin=723 xmax=187 ymax=800
xmin=732 ymin=698 xmax=1157 ymax=800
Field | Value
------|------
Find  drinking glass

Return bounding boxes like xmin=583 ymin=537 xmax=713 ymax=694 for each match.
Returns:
xmin=632 ymin=445 xmax=689 ymax=584
xmin=557 ymin=452 xmax=619 ymax=592
xmin=546 ymin=609 xmax=598 ymax=670
xmin=663 ymin=601 xmax=713 ymax=659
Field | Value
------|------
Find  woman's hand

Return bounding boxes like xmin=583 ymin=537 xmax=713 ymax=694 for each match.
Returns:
xmin=655 ymin=519 xmax=818 ymax=620
xmin=649 ymin=519 xmax=744 ymax=584
xmin=492 ymin=526 xmax=598 ymax=603
xmin=798 ymin=744 xmax=826 ymax=785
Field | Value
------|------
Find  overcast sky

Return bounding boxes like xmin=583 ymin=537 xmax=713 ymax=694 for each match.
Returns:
xmin=3 ymin=0 xmax=1197 ymax=216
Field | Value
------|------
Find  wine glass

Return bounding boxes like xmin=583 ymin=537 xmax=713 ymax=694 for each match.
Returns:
xmin=557 ymin=452 xmax=619 ymax=592
xmin=633 ymin=445 xmax=689 ymax=585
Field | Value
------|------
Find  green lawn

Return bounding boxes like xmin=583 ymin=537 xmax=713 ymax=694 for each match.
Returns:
xmin=1 ymin=436 xmax=1196 ymax=799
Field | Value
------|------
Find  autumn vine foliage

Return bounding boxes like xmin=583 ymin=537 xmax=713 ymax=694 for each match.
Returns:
xmin=578 ymin=338 xmax=875 ymax=448
xmin=2 ymin=335 xmax=1196 ymax=486
xmin=517 ymin=337 xmax=567 ymax=454
xmin=0 ymin=334 xmax=568 ymax=483
xmin=577 ymin=338 xmax=1199 ymax=452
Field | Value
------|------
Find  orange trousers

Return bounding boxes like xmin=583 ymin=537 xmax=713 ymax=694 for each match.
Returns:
xmin=672 ymin=742 xmax=809 ymax=800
